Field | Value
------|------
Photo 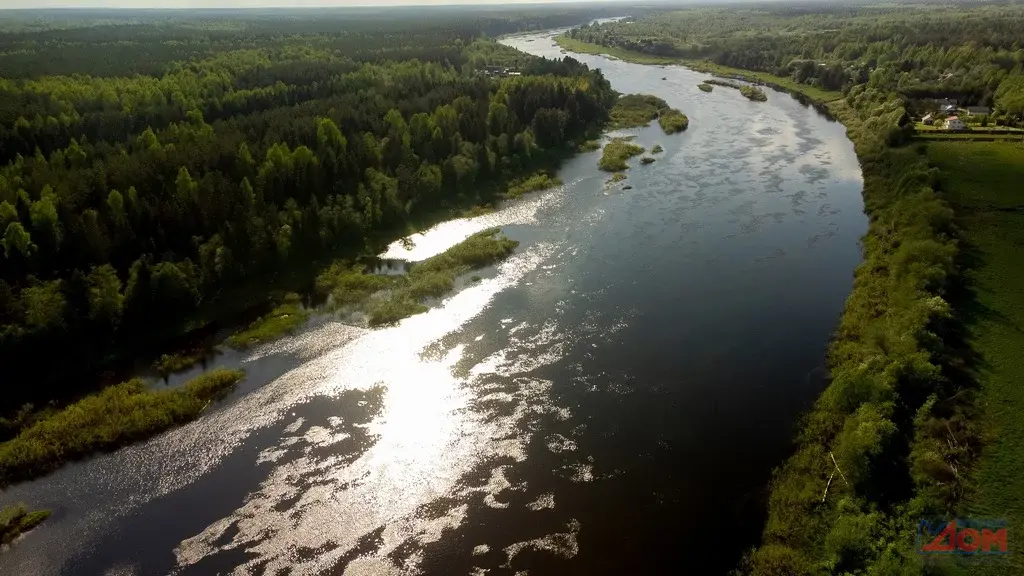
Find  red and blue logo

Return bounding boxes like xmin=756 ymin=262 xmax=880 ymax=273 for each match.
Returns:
xmin=917 ymin=519 xmax=1008 ymax=555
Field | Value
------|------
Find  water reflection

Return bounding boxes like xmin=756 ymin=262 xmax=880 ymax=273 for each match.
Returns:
xmin=0 ymin=27 xmax=866 ymax=576
xmin=378 ymin=181 xmax=572 ymax=262
xmin=174 ymin=246 xmax=567 ymax=575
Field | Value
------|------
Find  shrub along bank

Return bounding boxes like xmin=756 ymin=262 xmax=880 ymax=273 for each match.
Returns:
xmin=315 ymin=228 xmax=519 ymax=327
xmin=743 ymin=86 xmax=973 ymax=575
xmin=0 ymin=368 xmax=245 ymax=487
xmin=0 ymin=503 xmax=49 ymax=544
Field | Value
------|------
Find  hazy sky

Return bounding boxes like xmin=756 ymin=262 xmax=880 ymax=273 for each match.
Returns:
xmin=4 ymin=0 xmax=607 ymax=8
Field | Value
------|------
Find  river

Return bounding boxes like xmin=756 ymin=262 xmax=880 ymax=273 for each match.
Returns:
xmin=0 ymin=29 xmax=865 ymax=576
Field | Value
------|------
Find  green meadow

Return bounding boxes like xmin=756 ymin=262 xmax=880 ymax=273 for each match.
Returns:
xmin=928 ymin=141 xmax=1024 ymax=575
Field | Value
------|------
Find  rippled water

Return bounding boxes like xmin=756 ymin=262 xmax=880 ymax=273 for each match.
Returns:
xmin=0 ymin=29 xmax=865 ymax=576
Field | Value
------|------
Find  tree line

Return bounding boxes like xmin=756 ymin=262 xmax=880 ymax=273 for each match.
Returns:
xmin=568 ymin=3 xmax=1024 ymax=119
xmin=0 ymin=15 xmax=617 ymax=417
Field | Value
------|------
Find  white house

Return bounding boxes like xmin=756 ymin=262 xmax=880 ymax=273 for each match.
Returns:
xmin=945 ymin=116 xmax=967 ymax=130
xmin=922 ymin=113 xmax=935 ymax=125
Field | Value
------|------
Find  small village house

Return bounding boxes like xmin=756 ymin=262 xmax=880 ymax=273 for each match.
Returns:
xmin=922 ymin=113 xmax=934 ymax=125
xmin=966 ymin=106 xmax=992 ymax=116
xmin=945 ymin=116 xmax=967 ymax=130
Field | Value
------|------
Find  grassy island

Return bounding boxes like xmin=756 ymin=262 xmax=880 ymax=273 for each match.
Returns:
xmin=226 ymin=294 xmax=309 ymax=349
xmin=316 ymin=228 xmax=520 ymax=327
xmin=0 ymin=504 xmax=50 ymax=545
xmin=599 ymin=138 xmax=646 ymax=171
xmin=658 ymin=109 xmax=690 ymax=133
xmin=739 ymin=85 xmax=768 ymax=102
xmin=609 ymin=94 xmax=689 ymax=134
xmin=504 ymin=171 xmax=563 ymax=199
xmin=0 ymin=368 xmax=245 ymax=487
xmin=698 ymin=82 xmax=713 ymax=92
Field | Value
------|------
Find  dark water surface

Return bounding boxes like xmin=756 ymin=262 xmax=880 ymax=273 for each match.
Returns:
xmin=0 ymin=29 xmax=865 ymax=576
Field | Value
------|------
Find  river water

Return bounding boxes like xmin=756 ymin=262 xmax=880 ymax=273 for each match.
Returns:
xmin=0 ymin=29 xmax=865 ymax=576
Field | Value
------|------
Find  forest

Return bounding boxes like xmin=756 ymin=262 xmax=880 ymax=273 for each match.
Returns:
xmin=0 ymin=9 xmax=620 ymax=424
xmin=568 ymin=3 xmax=1024 ymax=120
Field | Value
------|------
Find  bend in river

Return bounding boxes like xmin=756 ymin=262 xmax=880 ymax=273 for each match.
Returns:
xmin=0 ymin=28 xmax=865 ymax=576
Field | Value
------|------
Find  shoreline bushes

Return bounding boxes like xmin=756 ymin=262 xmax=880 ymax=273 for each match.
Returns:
xmin=0 ymin=504 xmax=49 ymax=545
xmin=743 ymin=89 xmax=970 ymax=575
xmin=226 ymin=294 xmax=309 ymax=349
xmin=504 ymin=171 xmax=563 ymax=199
xmin=0 ymin=368 xmax=245 ymax=487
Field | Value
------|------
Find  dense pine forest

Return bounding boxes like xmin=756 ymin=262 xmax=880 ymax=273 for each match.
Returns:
xmin=0 ymin=8 xmax=620 ymax=421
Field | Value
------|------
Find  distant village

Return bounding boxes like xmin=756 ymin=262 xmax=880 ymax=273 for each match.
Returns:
xmin=482 ymin=65 xmax=522 ymax=78
xmin=918 ymin=98 xmax=995 ymax=131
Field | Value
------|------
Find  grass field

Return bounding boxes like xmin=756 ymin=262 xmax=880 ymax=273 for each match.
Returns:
xmin=553 ymin=35 xmax=843 ymax=104
xmin=914 ymin=132 xmax=1024 ymax=142
xmin=928 ymin=141 xmax=1024 ymax=574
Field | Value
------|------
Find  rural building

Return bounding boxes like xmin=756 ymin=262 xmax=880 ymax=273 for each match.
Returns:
xmin=966 ymin=106 xmax=992 ymax=116
xmin=945 ymin=116 xmax=967 ymax=130
xmin=922 ymin=113 xmax=935 ymax=125
xmin=483 ymin=65 xmax=512 ymax=77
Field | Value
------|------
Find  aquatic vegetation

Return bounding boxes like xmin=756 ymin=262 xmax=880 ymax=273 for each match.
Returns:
xmin=316 ymin=263 xmax=397 ymax=308
xmin=640 ymin=157 xmax=656 ymax=165
xmin=651 ymin=144 xmax=664 ymax=154
xmin=504 ymin=172 xmax=562 ymax=199
xmin=703 ymin=78 xmax=742 ymax=89
xmin=698 ymin=82 xmax=713 ymax=92
xmin=367 ymin=296 xmax=429 ymax=327
xmin=0 ymin=504 xmax=50 ymax=545
xmin=658 ymin=109 xmax=689 ymax=134
xmin=578 ymin=140 xmax=602 ymax=152
xmin=153 ymin=351 xmax=205 ymax=376
xmin=610 ymin=172 xmax=627 ymax=183
xmin=740 ymin=85 xmax=768 ymax=102
xmin=0 ymin=369 xmax=245 ymax=487
xmin=609 ymin=94 xmax=670 ymax=129
xmin=599 ymin=138 xmax=645 ymax=171
xmin=461 ymin=204 xmax=496 ymax=218
xmin=319 ymin=229 xmax=519 ymax=327
xmin=699 ymin=79 xmax=767 ymax=101
xmin=226 ymin=293 xmax=309 ymax=349
xmin=609 ymin=94 xmax=689 ymax=135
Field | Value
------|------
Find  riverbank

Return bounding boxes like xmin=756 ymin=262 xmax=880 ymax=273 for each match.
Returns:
xmin=0 ymin=369 xmax=245 ymax=488
xmin=556 ymin=29 xmax=983 ymax=573
xmin=553 ymin=35 xmax=844 ymax=104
